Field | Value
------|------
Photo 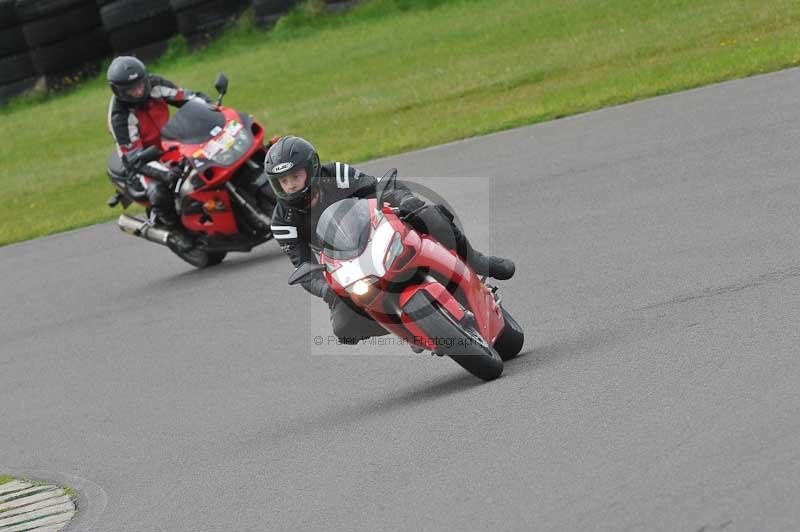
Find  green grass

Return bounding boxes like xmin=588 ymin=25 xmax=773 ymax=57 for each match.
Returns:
xmin=2 ymin=0 xmax=799 ymax=245
xmin=0 ymin=476 xmax=12 ymax=485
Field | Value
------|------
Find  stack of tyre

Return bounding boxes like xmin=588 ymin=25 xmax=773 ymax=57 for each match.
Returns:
xmin=252 ymin=0 xmax=296 ymax=28
xmin=0 ymin=0 xmax=36 ymax=103
xmin=99 ymin=0 xmax=177 ymax=61
xmin=170 ymin=0 xmax=248 ymax=47
xmin=16 ymin=0 xmax=108 ymax=89
xmin=324 ymin=0 xmax=358 ymax=13
xmin=252 ymin=0 xmax=359 ymax=28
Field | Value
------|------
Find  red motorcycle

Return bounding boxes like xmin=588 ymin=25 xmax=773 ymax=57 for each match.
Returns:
xmin=106 ymin=74 xmax=276 ymax=268
xmin=289 ymin=172 xmax=524 ymax=381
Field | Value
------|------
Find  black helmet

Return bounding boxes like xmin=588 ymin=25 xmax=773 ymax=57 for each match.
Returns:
xmin=107 ymin=56 xmax=151 ymax=104
xmin=264 ymin=136 xmax=321 ymax=207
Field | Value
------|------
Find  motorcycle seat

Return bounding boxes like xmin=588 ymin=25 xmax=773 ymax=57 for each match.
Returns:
xmin=107 ymin=151 xmax=148 ymax=201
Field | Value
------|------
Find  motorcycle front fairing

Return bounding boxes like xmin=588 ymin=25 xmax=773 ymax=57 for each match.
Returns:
xmin=159 ymin=101 xmax=267 ymax=237
xmin=318 ymin=199 xmax=506 ymax=348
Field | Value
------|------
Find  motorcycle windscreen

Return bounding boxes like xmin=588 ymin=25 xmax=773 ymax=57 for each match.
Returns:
xmin=161 ymin=99 xmax=226 ymax=144
xmin=316 ymin=198 xmax=372 ymax=260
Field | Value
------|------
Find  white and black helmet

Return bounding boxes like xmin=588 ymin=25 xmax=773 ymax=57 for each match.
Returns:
xmin=107 ymin=56 xmax=150 ymax=104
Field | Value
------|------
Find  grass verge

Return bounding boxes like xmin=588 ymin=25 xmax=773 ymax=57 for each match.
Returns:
xmin=1 ymin=0 xmax=799 ymax=245
xmin=0 ymin=476 xmax=12 ymax=485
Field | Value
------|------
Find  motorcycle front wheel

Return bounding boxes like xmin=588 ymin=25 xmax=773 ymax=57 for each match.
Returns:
xmin=493 ymin=305 xmax=524 ymax=361
xmin=404 ymin=291 xmax=503 ymax=381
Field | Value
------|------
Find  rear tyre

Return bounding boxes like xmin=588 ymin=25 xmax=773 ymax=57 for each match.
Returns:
xmin=405 ymin=291 xmax=503 ymax=381
xmin=493 ymin=305 xmax=524 ymax=361
xmin=171 ymin=248 xmax=227 ymax=268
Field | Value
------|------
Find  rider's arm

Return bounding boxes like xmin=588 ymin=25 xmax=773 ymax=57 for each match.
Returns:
xmin=108 ymin=99 xmax=168 ymax=181
xmin=149 ymin=75 xmax=206 ymax=108
xmin=331 ymin=162 xmax=424 ymax=213
xmin=108 ymin=98 xmax=143 ymax=154
xmin=271 ymin=205 xmax=329 ymax=299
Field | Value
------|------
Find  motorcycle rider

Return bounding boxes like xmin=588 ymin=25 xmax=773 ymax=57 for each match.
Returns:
xmin=106 ymin=55 xmax=202 ymax=251
xmin=266 ymin=135 xmax=515 ymax=344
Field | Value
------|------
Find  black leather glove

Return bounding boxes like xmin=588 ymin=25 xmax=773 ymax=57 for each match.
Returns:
xmin=397 ymin=195 xmax=426 ymax=217
xmin=145 ymin=165 xmax=182 ymax=188
xmin=301 ymin=273 xmax=338 ymax=309
xmin=321 ymin=284 xmax=339 ymax=310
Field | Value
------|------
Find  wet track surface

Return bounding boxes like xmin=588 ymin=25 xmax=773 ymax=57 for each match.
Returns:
xmin=2 ymin=68 xmax=800 ymax=531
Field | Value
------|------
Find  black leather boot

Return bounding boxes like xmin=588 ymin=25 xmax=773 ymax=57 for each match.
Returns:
xmin=156 ymin=210 xmax=194 ymax=253
xmin=468 ymin=252 xmax=516 ymax=280
xmin=405 ymin=203 xmax=515 ymax=280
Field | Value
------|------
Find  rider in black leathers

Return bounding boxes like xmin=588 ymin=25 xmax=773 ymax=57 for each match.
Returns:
xmin=266 ymin=136 xmax=515 ymax=344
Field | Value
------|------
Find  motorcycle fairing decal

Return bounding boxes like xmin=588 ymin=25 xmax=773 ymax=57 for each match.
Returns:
xmin=202 ymin=121 xmax=243 ymax=159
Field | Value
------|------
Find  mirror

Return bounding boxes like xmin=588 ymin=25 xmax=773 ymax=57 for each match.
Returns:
xmin=288 ymin=262 xmax=326 ymax=285
xmin=376 ymin=168 xmax=398 ymax=208
xmin=214 ymin=73 xmax=228 ymax=95
xmin=214 ymin=73 xmax=228 ymax=105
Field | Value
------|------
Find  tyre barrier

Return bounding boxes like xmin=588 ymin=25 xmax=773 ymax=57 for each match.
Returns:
xmin=252 ymin=0 xmax=360 ymax=28
xmin=324 ymin=0 xmax=359 ymax=14
xmin=100 ymin=0 xmax=176 ymax=61
xmin=15 ymin=0 xmax=108 ymax=89
xmin=252 ymin=0 xmax=296 ymax=28
xmin=0 ymin=0 xmax=36 ymax=103
xmin=1 ymin=0 xmax=362 ymax=105
xmin=170 ymin=0 xmax=248 ymax=47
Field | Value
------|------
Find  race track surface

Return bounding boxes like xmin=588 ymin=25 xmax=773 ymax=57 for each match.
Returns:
xmin=2 ymin=68 xmax=800 ymax=531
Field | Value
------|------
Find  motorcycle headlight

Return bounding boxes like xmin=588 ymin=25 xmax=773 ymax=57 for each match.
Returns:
xmin=346 ymin=276 xmax=380 ymax=295
xmin=207 ymin=125 xmax=253 ymax=167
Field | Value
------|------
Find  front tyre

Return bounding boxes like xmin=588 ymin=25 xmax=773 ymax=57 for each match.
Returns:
xmin=405 ymin=291 xmax=503 ymax=381
xmin=493 ymin=305 xmax=524 ymax=361
xmin=171 ymin=248 xmax=227 ymax=268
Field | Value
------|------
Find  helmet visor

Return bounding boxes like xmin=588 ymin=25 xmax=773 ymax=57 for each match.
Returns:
xmin=268 ymin=166 xmax=310 ymax=201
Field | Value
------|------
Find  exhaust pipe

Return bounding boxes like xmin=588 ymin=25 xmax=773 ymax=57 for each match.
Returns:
xmin=117 ymin=214 xmax=171 ymax=246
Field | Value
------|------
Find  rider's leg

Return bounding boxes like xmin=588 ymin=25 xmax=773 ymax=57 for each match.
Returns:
xmin=143 ymin=177 xmax=193 ymax=251
xmin=329 ymin=297 xmax=390 ymax=345
xmin=406 ymin=204 xmax=515 ymax=280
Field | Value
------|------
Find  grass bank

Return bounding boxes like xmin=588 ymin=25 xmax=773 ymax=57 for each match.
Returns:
xmin=1 ymin=0 xmax=799 ymax=245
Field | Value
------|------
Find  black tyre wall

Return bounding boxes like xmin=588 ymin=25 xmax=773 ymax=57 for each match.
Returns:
xmin=1 ymin=0 xmax=30 ymax=102
xmin=252 ymin=0 xmax=296 ymax=26
xmin=0 ymin=74 xmax=36 ymax=103
xmin=14 ymin=0 xmax=86 ymax=21
xmin=22 ymin=2 xmax=101 ymax=47
xmin=171 ymin=0 xmax=247 ymax=43
xmin=100 ymin=0 xmax=173 ymax=31
xmin=106 ymin=15 xmax=176 ymax=54
xmin=0 ymin=50 xmax=34 ymax=83
xmin=0 ymin=0 xmax=17 ymax=28
xmin=29 ymin=26 xmax=107 ymax=75
xmin=0 ymin=24 xmax=26 ymax=55
xmin=101 ymin=0 xmax=176 ymax=54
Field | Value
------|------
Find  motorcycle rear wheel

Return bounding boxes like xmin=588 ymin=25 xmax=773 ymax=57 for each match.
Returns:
xmin=405 ymin=291 xmax=503 ymax=381
xmin=171 ymin=248 xmax=227 ymax=268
